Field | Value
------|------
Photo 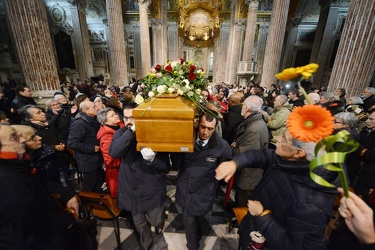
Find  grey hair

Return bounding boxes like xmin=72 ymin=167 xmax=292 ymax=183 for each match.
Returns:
xmin=207 ymin=100 xmax=221 ymax=110
xmin=364 ymin=87 xmax=375 ymax=95
xmin=45 ymin=99 xmax=56 ymax=108
xmin=18 ymin=104 xmax=41 ymax=122
xmin=334 ymin=112 xmax=358 ymax=127
xmin=53 ymin=94 xmax=65 ymax=101
xmin=321 ymin=92 xmax=335 ymax=102
xmin=291 ymin=139 xmax=319 ymax=161
xmin=277 ymin=95 xmax=288 ymax=105
xmin=348 ymin=96 xmax=363 ymax=104
xmin=96 ymin=107 xmax=114 ymax=125
xmin=243 ymin=95 xmax=263 ymax=113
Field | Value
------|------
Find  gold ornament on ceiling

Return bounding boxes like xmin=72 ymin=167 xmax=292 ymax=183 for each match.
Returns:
xmin=178 ymin=0 xmax=222 ymax=48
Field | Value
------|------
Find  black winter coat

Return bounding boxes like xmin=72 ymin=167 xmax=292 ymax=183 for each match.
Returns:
xmin=233 ymin=149 xmax=339 ymax=250
xmin=46 ymin=109 xmax=73 ymax=144
xmin=31 ymin=145 xmax=70 ymax=188
xmin=175 ymin=132 xmax=232 ymax=216
xmin=11 ymin=94 xmax=37 ymax=111
xmin=223 ymin=104 xmax=244 ymax=143
xmin=0 ymin=157 xmax=76 ymax=249
xmin=67 ymin=113 xmax=102 ymax=172
xmin=109 ymin=128 xmax=169 ymax=215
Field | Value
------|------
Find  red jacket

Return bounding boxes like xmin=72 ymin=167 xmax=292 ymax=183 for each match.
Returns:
xmin=97 ymin=125 xmax=121 ymax=198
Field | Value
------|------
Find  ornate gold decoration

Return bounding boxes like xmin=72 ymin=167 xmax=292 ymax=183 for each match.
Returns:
xmin=178 ymin=0 xmax=222 ymax=48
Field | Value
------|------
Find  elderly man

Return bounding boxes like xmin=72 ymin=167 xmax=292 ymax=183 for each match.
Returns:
xmin=360 ymin=87 xmax=375 ymax=112
xmin=109 ymin=103 xmax=169 ymax=250
xmin=67 ymin=101 xmax=104 ymax=192
xmin=320 ymin=91 xmax=345 ymax=115
xmin=215 ymin=129 xmax=340 ymax=250
xmin=174 ymin=111 xmax=232 ymax=250
xmin=0 ymin=124 xmax=78 ymax=249
xmin=232 ymin=95 xmax=269 ymax=207
xmin=267 ymin=95 xmax=292 ymax=148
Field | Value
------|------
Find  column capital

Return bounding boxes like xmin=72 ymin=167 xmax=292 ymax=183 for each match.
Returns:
xmin=246 ymin=0 xmax=260 ymax=9
xmin=234 ymin=18 xmax=247 ymax=29
xmin=137 ymin=0 xmax=152 ymax=8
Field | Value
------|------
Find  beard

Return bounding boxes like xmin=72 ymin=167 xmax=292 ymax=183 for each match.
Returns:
xmin=125 ymin=122 xmax=133 ymax=128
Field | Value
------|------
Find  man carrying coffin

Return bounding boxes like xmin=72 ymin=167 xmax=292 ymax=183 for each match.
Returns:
xmin=174 ymin=111 xmax=232 ymax=250
xmin=109 ymin=104 xmax=169 ymax=250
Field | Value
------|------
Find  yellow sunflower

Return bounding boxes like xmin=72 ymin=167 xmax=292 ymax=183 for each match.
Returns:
xmin=287 ymin=104 xmax=334 ymax=142
xmin=275 ymin=63 xmax=319 ymax=82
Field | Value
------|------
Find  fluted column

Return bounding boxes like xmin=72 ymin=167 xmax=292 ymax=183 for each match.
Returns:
xmin=260 ymin=0 xmax=290 ymax=88
xmin=328 ymin=0 xmax=375 ymax=97
xmin=106 ymin=0 xmax=128 ymax=86
xmin=254 ymin=23 xmax=269 ymax=74
xmin=226 ymin=19 xmax=246 ymax=85
xmin=138 ymin=0 xmax=152 ymax=77
xmin=151 ymin=0 xmax=168 ymax=64
xmin=242 ymin=0 xmax=259 ymax=61
xmin=70 ymin=0 xmax=94 ymax=81
xmin=4 ymin=0 xmax=59 ymax=92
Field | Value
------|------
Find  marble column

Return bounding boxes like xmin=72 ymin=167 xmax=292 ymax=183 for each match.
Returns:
xmin=260 ymin=0 xmax=290 ymax=89
xmin=328 ymin=0 xmax=375 ymax=97
xmin=4 ymin=0 xmax=59 ymax=94
xmin=254 ymin=23 xmax=269 ymax=75
xmin=106 ymin=0 xmax=128 ymax=86
xmin=226 ymin=19 xmax=246 ymax=85
xmin=311 ymin=5 xmax=339 ymax=87
xmin=242 ymin=0 xmax=259 ymax=61
xmin=138 ymin=0 xmax=152 ymax=77
xmin=152 ymin=0 xmax=168 ymax=64
xmin=70 ymin=0 xmax=94 ymax=81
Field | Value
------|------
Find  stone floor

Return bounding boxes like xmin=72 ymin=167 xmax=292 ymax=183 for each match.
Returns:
xmin=91 ymin=171 xmax=240 ymax=250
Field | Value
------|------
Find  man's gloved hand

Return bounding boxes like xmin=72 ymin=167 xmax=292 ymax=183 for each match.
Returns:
xmin=140 ymin=147 xmax=155 ymax=162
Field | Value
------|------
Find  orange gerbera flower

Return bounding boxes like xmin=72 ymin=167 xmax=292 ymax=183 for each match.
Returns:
xmin=287 ymin=104 xmax=334 ymax=142
xmin=275 ymin=63 xmax=319 ymax=81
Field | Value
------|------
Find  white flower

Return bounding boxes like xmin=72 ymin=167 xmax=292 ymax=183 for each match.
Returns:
xmin=182 ymin=79 xmax=190 ymax=85
xmin=187 ymin=91 xmax=194 ymax=97
xmin=167 ymin=87 xmax=175 ymax=94
xmin=171 ymin=60 xmax=180 ymax=68
xmin=173 ymin=83 xmax=181 ymax=89
xmin=181 ymin=86 xmax=188 ymax=93
xmin=151 ymin=67 xmax=156 ymax=73
xmin=135 ymin=94 xmax=144 ymax=105
xmin=178 ymin=70 xmax=184 ymax=76
xmin=185 ymin=85 xmax=191 ymax=90
xmin=157 ymin=85 xmax=167 ymax=94
xmin=148 ymin=91 xmax=155 ymax=98
xmin=177 ymin=89 xmax=184 ymax=95
xmin=155 ymin=72 xmax=162 ymax=78
xmin=195 ymin=89 xmax=201 ymax=95
xmin=197 ymin=69 xmax=202 ymax=74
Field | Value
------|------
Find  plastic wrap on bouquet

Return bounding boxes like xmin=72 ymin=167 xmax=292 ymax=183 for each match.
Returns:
xmin=133 ymin=94 xmax=199 ymax=152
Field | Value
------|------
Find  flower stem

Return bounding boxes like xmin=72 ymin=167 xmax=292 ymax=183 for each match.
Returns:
xmin=297 ymin=82 xmax=313 ymax=105
xmin=338 ymin=165 xmax=349 ymax=198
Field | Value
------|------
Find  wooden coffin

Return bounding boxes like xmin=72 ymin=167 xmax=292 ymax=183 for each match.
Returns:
xmin=133 ymin=95 xmax=198 ymax=152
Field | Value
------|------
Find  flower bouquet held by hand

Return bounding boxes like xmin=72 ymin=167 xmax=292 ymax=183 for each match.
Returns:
xmin=276 ymin=63 xmax=358 ymax=198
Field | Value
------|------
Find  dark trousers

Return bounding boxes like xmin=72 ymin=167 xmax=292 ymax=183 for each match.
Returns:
xmin=133 ymin=205 xmax=165 ymax=249
xmin=183 ymin=215 xmax=205 ymax=250
xmin=82 ymin=168 xmax=105 ymax=192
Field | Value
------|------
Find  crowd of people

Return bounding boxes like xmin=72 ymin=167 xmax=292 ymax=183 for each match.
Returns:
xmin=0 ymin=78 xmax=375 ymax=249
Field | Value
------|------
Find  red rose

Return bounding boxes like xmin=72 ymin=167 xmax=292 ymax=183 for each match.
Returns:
xmin=190 ymin=65 xmax=196 ymax=72
xmin=165 ymin=64 xmax=172 ymax=73
xmin=180 ymin=58 xmax=185 ymax=64
xmin=155 ymin=64 xmax=162 ymax=71
xmin=188 ymin=72 xmax=196 ymax=81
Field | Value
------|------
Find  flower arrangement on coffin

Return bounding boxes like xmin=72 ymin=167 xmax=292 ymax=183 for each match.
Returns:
xmin=136 ymin=59 xmax=208 ymax=110
xmin=276 ymin=63 xmax=358 ymax=198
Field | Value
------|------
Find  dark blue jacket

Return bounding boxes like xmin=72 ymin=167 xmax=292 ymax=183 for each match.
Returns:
xmin=109 ymin=128 xmax=169 ymax=215
xmin=67 ymin=113 xmax=102 ymax=172
xmin=233 ymin=149 xmax=339 ymax=250
xmin=175 ymin=132 xmax=232 ymax=216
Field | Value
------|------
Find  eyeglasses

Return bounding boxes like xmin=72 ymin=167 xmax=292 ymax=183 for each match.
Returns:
xmin=334 ymin=120 xmax=344 ymax=124
xmin=25 ymin=135 xmax=39 ymax=142
xmin=123 ymin=116 xmax=134 ymax=121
